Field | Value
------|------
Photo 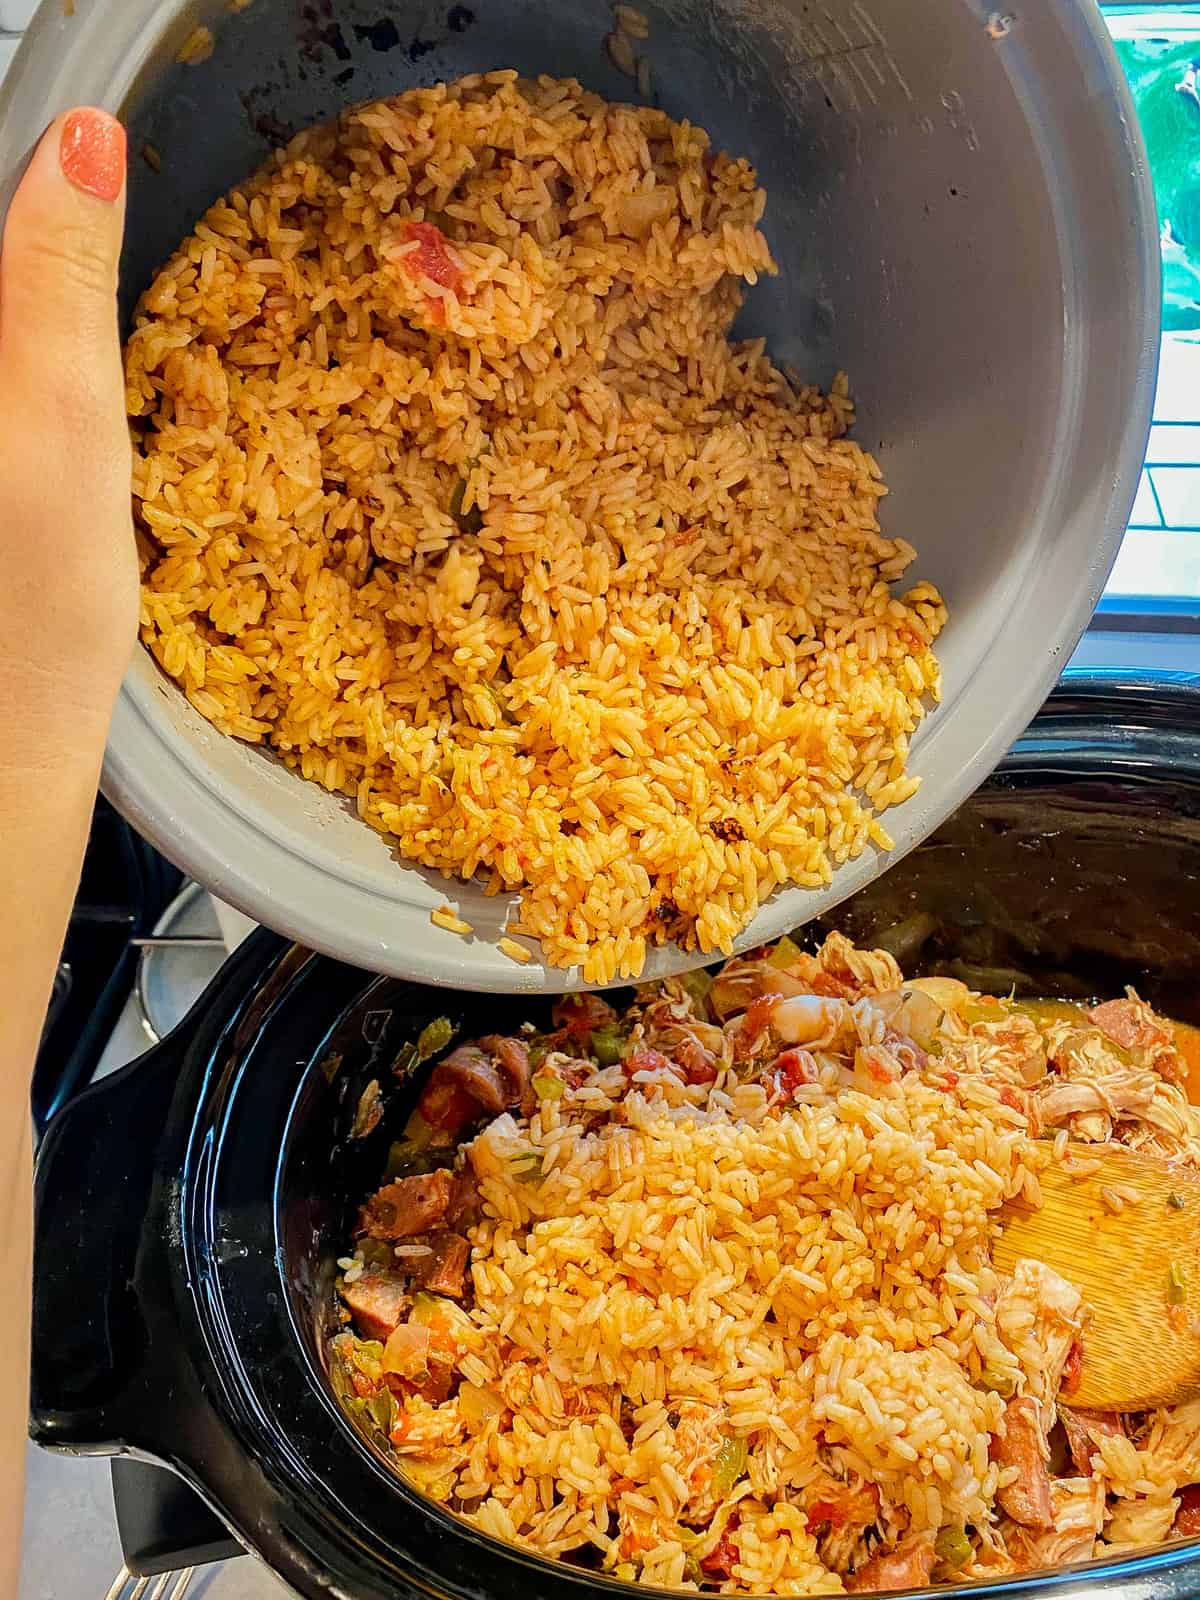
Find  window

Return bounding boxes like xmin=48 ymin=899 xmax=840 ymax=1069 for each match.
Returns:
xmin=1101 ymin=5 xmax=1200 ymax=618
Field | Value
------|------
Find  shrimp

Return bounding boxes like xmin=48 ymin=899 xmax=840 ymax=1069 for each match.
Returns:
xmin=769 ymin=993 xmax=854 ymax=1050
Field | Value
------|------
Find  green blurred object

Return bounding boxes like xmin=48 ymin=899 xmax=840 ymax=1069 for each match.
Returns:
xmin=1107 ymin=5 xmax=1200 ymax=330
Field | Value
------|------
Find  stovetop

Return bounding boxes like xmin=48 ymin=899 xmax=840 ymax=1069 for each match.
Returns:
xmin=33 ymin=798 xmax=182 ymax=1136
xmin=25 ymin=799 xmax=277 ymax=1599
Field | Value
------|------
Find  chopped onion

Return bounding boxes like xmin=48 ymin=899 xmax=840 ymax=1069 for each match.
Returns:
xmin=383 ymin=1321 xmax=430 ymax=1378
xmin=904 ymin=976 xmax=970 ymax=1011
xmin=458 ymin=1382 xmax=505 ymax=1427
xmin=894 ymin=986 xmax=945 ymax=1051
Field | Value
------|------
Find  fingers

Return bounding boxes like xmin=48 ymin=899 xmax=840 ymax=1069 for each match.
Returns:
xmin=0 ymin=108 xmax=127 ymax=422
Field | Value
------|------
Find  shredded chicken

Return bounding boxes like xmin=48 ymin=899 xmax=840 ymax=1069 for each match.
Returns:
xmin=802 ymin=1475 xmax=881 ymax=1571
xmin=971 ymin=1014 xmax=1048 ymax=1087
xmin=994 ymin=1261 xmax=1083 ymax=1410
xmin=1134 ymin=1399 xmax=1200 ymax=1490
xmin=1106 ymin=1490 xmax=1181 ymax=1548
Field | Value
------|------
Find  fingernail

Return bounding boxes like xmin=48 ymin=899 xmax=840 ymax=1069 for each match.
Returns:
xmin=59 ymin=108 xmax=126 ymax=203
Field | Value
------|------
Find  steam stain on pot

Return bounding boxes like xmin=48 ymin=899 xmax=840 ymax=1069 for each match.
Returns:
xmin=350 ymin=17 xmax=445 ymax=61
xmin=239 ymin=87 xmax=296 ymax=146
xmin=354 ymin=18 xmax=402 ymax=51
xmin=300 ymin=0 xmax=352 ymax=62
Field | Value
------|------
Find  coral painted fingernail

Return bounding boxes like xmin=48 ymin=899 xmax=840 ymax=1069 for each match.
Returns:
xmin=59 ymin=108 xmax=126 ymax=202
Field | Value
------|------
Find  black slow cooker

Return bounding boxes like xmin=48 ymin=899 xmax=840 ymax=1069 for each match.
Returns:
xmin=31 ymin=669 xmax=1200 ymax=1600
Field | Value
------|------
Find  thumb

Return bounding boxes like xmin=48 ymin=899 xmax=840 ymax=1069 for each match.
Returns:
xmin=0 ymin=108 xmax=126 ymax=406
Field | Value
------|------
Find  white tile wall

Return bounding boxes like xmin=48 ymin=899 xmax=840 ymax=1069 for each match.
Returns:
xmin=0 ymin=0 xmax=37 ymax=29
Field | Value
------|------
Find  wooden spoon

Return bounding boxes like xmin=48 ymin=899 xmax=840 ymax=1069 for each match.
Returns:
xmin=995 ymin=1143 xmax=1200 ymax=1411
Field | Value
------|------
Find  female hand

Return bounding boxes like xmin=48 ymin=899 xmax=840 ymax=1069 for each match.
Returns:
xmin=0 ymin=107 xmax=133 ymax=1600
xmin=0 ymin=107 xmax=135 ymax=738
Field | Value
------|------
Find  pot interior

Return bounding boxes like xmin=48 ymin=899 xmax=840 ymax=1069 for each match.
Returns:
xmin=267 ymin=748 xmax=1200 ymax=1593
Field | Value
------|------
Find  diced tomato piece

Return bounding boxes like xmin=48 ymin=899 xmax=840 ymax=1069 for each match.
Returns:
xmin=734 ymin=991 xmax=785 ymax=1063
xmin=700 ymin=1529 xmax=739 ymax=1578
xmin=805 ymin=1482 xmax=878 ymax=1534
xmin=806 ymin=1499 xmax=847 ymax=1531
xmin=350 ymin=1368 xmax=378 ymax=1399
xmin=809 ymin=972 xmax=857 ymax=1000
xmin=415 ymin=1074 xmax=482 ymax=1142
xmin=769 ymin=1048 xmax=818 ymax=1100
xmin=998 ymin=1085 xmax=1025 ymax=1113
xmin=398 ymin=220 xmax=464 ymax=291
xmin=393 ymin=220 xmax=466 ymax=325
xmin=1176 ymin=1484 xmax=1200 ymax=1536
xmin=746 ymin=993 xmax=783 ymax=1035
xmin=677 ymin=1036 xmax=718 ymax=1085
xmin=624 ymin=1046 xmax=675 ymax=1078
xmin=412 ymin=1362 xmax=455 ymax=1404
xmin=857 ymin=1045 xmax=901 ymax=1086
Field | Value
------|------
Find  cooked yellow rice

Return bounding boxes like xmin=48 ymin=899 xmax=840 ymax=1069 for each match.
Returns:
xmin=127 ymin=72 xmax=946 ymax=983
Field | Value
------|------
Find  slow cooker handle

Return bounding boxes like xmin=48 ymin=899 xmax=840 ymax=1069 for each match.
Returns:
xmin=30 ymin=1025 xmax=190 ymax=1453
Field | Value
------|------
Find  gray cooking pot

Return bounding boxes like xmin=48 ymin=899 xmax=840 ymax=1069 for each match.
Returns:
xmin=0 ymin=0 xmax=1159 ymax=991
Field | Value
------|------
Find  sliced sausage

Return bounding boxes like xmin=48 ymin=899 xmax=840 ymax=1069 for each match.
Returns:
xmin=434 ymin=1046 xmax=508 ymax=1114
xmin=1088 ymin=998 xmax=1182 ymax=1081
xmin=847 ymin=1535 xmax=936 ymax=1593
xmin=359 ymin=1169 xmax=454 ymax=1239
xmin=342 ymin=1271 xmax=409 ymax=1341
xmin=1059 ymin=1406 xmax=1124 ymax=1475
xmin=446 ymin=1169 xmax=481 ymax=1230
xmin=479 ymin=1034 xmax=531 ymax=1104
xmin=993 ymin=1396 xmax=1055 ymax=1530
xmin=1089 ymin=997 xmax=1163 ymax=1054
xmin=408 ymin=1232 xmax=471 ymax=1299
xmin=1176 ymin=1484 xmax=1200 ymax=1537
